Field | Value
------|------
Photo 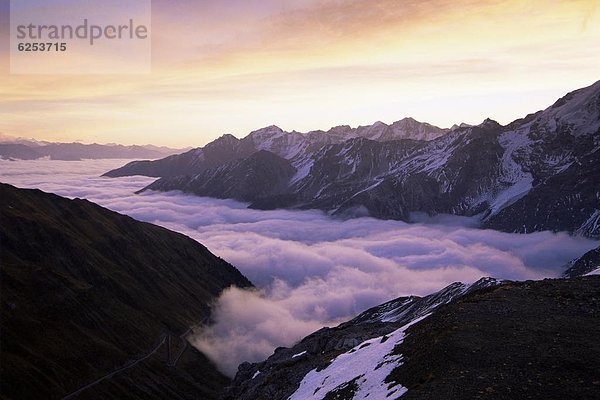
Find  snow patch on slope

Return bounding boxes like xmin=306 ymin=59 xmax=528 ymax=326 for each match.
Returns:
xmin=376 ymin=298 xmax=417 ymax=323
xmin=391 ymin=131 xmax=461 ymax=181
xmin=290 ymin=157 xmax=315 ymax=184
xmin=288 ymin=315 xmax=431 ymax=400
xmin=575 ymin=210 xmax=600 ymax=238
xmin=584 ymin=267 xmax=600 ymax=276
xmin=487 ymin=129 xmax=534 ymax=216
xmin=544 ymin=81 xmax=600 ymax=136
xmin=292 ymin=351 xmax=307 ymax=359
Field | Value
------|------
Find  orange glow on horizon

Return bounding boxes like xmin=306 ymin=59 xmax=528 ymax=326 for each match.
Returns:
xmin=0 ymin=0 xmax=599 ymax=147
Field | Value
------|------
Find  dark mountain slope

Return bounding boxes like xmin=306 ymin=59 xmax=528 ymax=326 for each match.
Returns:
xmin=102 ymin=149 xmax=202 ymax=177
xmin=143 ymin=150 xmax=296 ymax=202
xmin=0 ymin=183 xmax=252 ymax=400
xmin=484 ymin=145 xmax=600 ymax=235
xmin=103 ymin=134 xmax=256 ymax=178
xmin=390 ymin=277 xmax=600 ymax=400
xmin=329 ymin=120 xmax=505 ymax=219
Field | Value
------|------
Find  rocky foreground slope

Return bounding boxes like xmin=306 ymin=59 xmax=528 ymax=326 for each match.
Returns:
xmin=105 ymin=81 xmax=600 ymax=238
xmin=0 ymin=183 xmax=252 ymax=400
xmin=223 ymin=276 xmax=600 ymax=400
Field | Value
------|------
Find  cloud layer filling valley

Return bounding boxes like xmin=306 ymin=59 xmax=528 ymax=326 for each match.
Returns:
xmin=2 ymin=159 xmax=598 ymax=376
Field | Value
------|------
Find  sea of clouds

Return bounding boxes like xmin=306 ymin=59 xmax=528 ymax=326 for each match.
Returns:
xmin=1 ymin=159 xmax=598 ymax=376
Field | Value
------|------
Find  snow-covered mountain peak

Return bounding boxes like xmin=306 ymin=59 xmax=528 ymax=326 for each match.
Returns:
xmin=354 ymin=121 xmax=393 ymax=141
xmin=391 ymin=117 xmax=422 ymax=127
xmin=534 ymin=80 xmax=600 ymax=137
xmin=389 ymin=117 xmax=448 ymax=140
xmin=245 ymin=125 xmax=310 ymax=160
xmin=249 ymin=125 xmax=285 ymax=139
xmin=315 ymin=119 xmax=447 ymax=142
xmin=248 ymin=125 xmax=286 ymax=146
xmin=522 ymin=81 xmax=600 ymax=137
xmin=327 ymin=125 xmax=353 ymax=134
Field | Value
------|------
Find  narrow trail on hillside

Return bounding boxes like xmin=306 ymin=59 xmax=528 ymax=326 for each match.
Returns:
xmin=61 ymin=319 xmax=207 ymax=399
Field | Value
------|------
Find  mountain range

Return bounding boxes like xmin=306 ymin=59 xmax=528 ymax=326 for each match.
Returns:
xmin=104 ymin=81 xmax=600 ymax=238
xmin=0 ymin=138 xmax=186 ymax=161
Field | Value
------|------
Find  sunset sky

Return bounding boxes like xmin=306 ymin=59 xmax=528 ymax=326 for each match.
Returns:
xmin=1 ymin=0 xmax=599 ymax=147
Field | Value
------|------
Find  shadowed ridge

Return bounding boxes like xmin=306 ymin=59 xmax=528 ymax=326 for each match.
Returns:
xmin=0 ymin=183 xmax=253 ymax=400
